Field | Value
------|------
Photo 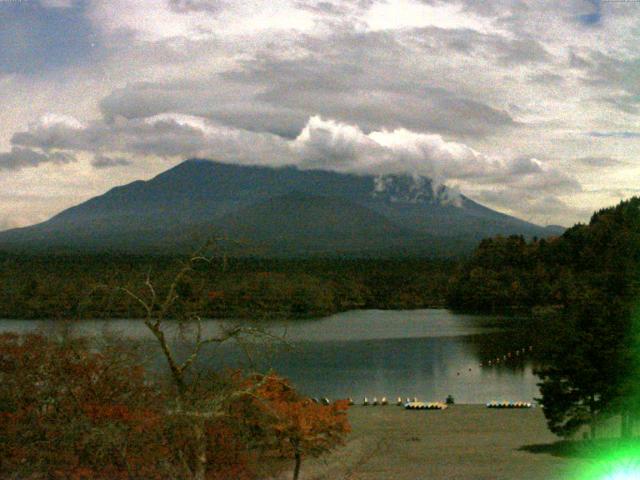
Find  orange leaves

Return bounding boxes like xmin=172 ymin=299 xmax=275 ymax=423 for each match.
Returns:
xmin=0 ymin=335 xmax=351 ymax=479
xmin=242 ymin=373 xmax=351 ymax=459
xmin=207 ymin=290 xmax=225 ymax=300
xmin=82 ymin=403 xmax=162 ymax=432
xmin=0 ymin=333 xmax=167 ymax=478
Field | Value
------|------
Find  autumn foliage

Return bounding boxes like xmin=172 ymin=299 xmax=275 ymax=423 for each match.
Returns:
xmin=233 ymin=374 xmax=351 ymax=480
xmin=0 ymin=333 xmax=351 ymax=479
xmin=253 ymin=374 xmax=350 ymax=454
xmin=0 ymin=332 xmax=170 ymax=479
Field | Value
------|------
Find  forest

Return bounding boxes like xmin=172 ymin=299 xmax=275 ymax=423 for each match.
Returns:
xmin=3 ymin=197 xmax=640 ymax=448
xmin=0 ymin=254 xmax=353 ymax=479
xmin=450 ymin=197 xmax=640 ymax=439
xmin=0 ymin=255 xmax=454 ymax=320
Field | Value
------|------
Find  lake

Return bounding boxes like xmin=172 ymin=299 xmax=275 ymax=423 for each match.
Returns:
xmin=0 ymin=309 xmax=541 ymax=404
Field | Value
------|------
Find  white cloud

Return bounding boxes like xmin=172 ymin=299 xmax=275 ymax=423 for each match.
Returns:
xmin=87 ymin=0 xmax=316 ymax=42
xmin=37 ymin=113 xmax=85 ymax=130
xmin=8 ymin=112 xmax=580 ymax=214
xmin=3 ymin=0 xmax=640 ymax=228
xmin=292 ymin=116 xmax=579 ymax=197
xmin=364 ymin=0 xmax=501 ymax=34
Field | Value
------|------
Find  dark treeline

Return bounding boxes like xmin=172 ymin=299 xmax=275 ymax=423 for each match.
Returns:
xmin=446 ymin=234 xmax=569 ymax=313
xmin=450 ymin=198 xmax=640 ymax=438
xmin=447 ymin=199 xmax=640 ymax=313
xmin=0 ymin=254 xmax=454 ymax=320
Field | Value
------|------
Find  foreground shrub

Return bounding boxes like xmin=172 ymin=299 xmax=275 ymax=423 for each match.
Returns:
xmin=0 ymin=333 xmax=351 ymax=479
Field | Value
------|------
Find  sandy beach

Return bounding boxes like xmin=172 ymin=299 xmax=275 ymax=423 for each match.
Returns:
xmin=292 ymin=405 xmax=591 ymax=480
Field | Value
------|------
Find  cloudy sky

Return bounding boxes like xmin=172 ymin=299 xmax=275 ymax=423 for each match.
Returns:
xmin=1 ymin=0 xmax=639 ymax=230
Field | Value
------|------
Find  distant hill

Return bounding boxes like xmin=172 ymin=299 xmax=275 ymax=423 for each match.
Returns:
xmin=0 ymin=159 xmax=564 ymax=256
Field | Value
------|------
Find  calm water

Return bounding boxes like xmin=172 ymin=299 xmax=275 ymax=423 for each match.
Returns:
xmin=0 ymin=309 xmax=540 ymax=404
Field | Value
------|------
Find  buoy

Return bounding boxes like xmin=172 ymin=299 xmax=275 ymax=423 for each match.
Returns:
xmin=381 ymin=397 xmax=388 ymax=406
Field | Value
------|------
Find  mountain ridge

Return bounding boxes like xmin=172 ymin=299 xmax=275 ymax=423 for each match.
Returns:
xmin=0 ymin=159 xmax=564 ymax=257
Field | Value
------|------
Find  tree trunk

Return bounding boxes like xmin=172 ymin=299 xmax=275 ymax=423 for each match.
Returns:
xmin=621 ymin=411 xmax=632 ymax=439
xmin=589 ymin=398 xmax=597 ymax=440
xmin=293 ymin=451 xmax=302 ymax=480
xmin=193 ymin=419 xmax=207 ymax=480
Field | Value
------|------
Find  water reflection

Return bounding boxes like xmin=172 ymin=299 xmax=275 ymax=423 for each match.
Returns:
xmin=0 ymin=309 xmax=541 ymax=404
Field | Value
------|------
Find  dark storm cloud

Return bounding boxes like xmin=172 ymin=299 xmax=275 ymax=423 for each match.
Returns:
xmin=529 ymin=72 xmax=564 ymax=84
xmin=600 ymin=94 xmax=640 ymax=115
xmin=98 ymin=79 xmax=310 ymax=139
xmin=90 ymin=26 xmax=536 ymax=139
xmin=0 ymin=0 xmax=99 ymax=74
xmin=219 ymin=30 xmax=518 ymax=137
xmin=570 ymin=49 xmax=640 ymax=113
xmin=569 ymin=51 xmax=592 ymax=69
xmin=448 ymin=0 xmax=531 ymax=18
xmin=294 ymin=0 xmax=376 ymax=20
xmin=294 ymin=1 xmax=351 ymax=15
xmin=0 ymin=147 xmax=74 ymax=170
xmin=11 ymin=113 xmax=296 ymax=165
xmin=579 ymin=50 xmax=640 ymax=94
xmin=456 ymin=0 xmax=606 ymax=28
xmin=404 ymin=26 xmax=551 ymax=65
xmin=576 ymin=0 xmax=602 ymax=26
xmin=469 ymin=156 xmax=581 ymax=195
xmin=589 ymin=131 xmax=640 ymax=138
xmin=99 ymin=82 xmax=184 ymax=123
xmin=91 ymin=154 xmax=133 ymax=169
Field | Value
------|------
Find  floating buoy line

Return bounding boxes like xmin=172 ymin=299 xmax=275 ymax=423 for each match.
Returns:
xmin=486 ymin=401 xmax=532 ymax=409
xmin=480 ymin=345 xmax=534 ymax=368
xmin=308 ymin=346 xmax=536 ymax=409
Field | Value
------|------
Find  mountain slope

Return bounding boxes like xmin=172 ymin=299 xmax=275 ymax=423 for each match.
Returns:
xmin=0 ymin=159 xmax=563 ymax=256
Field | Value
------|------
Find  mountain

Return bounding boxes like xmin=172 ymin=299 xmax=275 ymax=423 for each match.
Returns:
xmin=0 ymin=159 xmax=564 ymax=257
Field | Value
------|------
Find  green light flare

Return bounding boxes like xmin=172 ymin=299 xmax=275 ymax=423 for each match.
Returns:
xmin=572 ymin=440 xmax=640 ymax=479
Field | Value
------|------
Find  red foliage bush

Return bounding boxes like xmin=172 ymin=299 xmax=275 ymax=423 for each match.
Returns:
xmin=0 ymin=333 xmax=169 ymax=479
xmin=0 ymin=334 xmax=350 ymax=479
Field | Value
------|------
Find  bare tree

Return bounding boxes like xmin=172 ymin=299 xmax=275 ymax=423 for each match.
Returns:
xmin=120 ymin=246 xmax=280 ymax=480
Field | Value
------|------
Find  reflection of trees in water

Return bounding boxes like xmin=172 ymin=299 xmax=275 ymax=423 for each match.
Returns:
xmin=135 ymin=327 xmax=544 ymax=377
xmin=22 ymin=316 xmax=543 ymax=401
xmin=460 ymin=325 xmax=546 ymax=375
